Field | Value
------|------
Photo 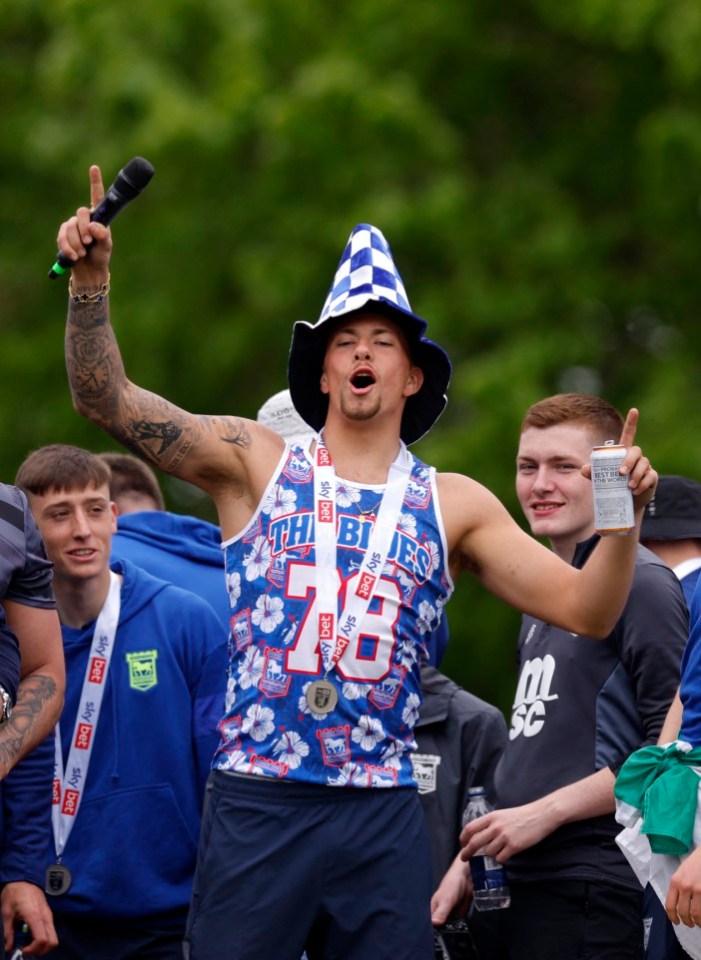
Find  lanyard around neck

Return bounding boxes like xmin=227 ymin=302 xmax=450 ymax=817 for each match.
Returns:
xmin=51 ymin=570 xmax=121 ymax=860
xmin=313 ymin=435 xmax=411 ymax=676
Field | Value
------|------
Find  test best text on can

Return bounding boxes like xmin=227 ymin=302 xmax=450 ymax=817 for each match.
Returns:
xmin=590 ymin=441 xmax=635 ymax=536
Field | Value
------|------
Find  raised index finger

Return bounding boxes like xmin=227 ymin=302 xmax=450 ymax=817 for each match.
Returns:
xmin=619 ymin=408 xmax=639 ymax=449
xmin=89 ymin=164 xmax=105 ymax=209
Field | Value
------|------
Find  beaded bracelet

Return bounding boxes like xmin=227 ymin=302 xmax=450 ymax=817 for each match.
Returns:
xmin=69 ymin=273 xmax=111 ymax=304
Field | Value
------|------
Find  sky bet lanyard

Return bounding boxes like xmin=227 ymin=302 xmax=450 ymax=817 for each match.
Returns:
xmin=45 ymin=571 xmax=121 ymax=897
xmin=306 ymin=435 xmax=411 ymax=715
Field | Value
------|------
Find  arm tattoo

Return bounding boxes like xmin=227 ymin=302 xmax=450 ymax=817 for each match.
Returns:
xmin=65 ymin=298 xmax=198 ymax=472
xmin=128 ymin=419 xmax=183 ymax=457
xmin=215 ymin=416 xmax=252 ymax=449
xmin=66 ymin=299 xmax=252 ymax=476
xmin=66 ymin=299 xmax=126 ymax=411
xmin=0 ymin=673 xmax=58 ymax=778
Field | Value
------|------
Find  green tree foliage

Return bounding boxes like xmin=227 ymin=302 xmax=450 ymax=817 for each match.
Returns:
xmin=2 ymin=0 xmax=701 ymax=712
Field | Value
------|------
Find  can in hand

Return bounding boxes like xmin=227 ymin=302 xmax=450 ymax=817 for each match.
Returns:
xmin=591 ymin=441 xmax=635 ymax=536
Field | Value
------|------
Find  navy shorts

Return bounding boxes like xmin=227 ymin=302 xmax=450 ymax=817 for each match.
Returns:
xmin=185 ymin=771 xmax=434 ymax=960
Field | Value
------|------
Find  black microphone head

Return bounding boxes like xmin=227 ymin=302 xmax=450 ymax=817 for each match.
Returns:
xmin=115 ymin=157 xmax=155 ymax=199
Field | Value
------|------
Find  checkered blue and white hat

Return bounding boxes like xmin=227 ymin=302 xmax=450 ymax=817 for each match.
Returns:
xmin=288 ymin=224 xmax=451 ymax=445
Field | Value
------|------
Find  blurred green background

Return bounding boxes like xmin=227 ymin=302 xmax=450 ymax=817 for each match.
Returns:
xmin=4 ymin=0 xmax=701 ymax=717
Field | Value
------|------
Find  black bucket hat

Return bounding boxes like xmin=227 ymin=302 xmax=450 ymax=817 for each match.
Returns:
xmin=287 ymin=224 xmax=451 ymax=445
xmin=641 ymin=475 xmax=701 ymax=541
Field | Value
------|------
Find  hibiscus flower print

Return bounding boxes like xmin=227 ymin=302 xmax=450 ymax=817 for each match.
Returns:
xmin=336 ymin=482 xmax=361 ymax=509
xmin=251 ymin=594 xmax=284 ymax=634
xmin=243 ymin=535 xmax=272 ymax=581
xmin=327 ymin=762 xmax=369 ymax=787
xmin=242 ymin=703 xmax=275 ymax=742
xmin=219 ymin=749 xmax=250 ymax=773
xmin=272 ymin=730 xmax=310 ymax=769
xmin=262 ymin=484 xmax=297 ymax=520
xmin=425 ymin=539 xmax=441 ymax=576
xmin=380 ymin=739 xmax=408 ymax=770
xmin=397 ymin=637 xmax=419 ymax=670
xmin=224 ymin=675 xmax=237 ymax=712
xmin=402 ymin=693 xmax=421 ymax=728
xmin=416 ymin=600 xmax=436 ymax=635
xmin=342 ymin=681 xmax=371 ymax=700
xmin=351 ymin=715 xmax=386 ymax=751
xmin=226 ymin=571 xmax=241 ymax=609
xmin=398 ymin=513 xmax=417 ymax=537
xmin=237 ymin=647 xmax=263 ymax=690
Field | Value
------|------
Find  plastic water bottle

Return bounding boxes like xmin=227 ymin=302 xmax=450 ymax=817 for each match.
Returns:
xmin=462 ymin=786 xmax=510 ymax=911
xmin=9 ymin=922 xmax=30 ymax=960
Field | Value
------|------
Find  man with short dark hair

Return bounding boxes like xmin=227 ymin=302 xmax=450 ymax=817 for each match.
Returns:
xmin=99 ymin=452 xmax=230 ymax=628
xmin=16 ymin=444 xmax=228 ymax=960
xmin=55 ymin=168 xmax=657 ymax=960
xmin=98 ymin=452 xmax=165 ymax=514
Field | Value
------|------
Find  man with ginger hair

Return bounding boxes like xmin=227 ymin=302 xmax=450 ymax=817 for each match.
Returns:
xmin=441 ymin=393 xmax=687 ymax=960
xmin=54 ymin=167 xmax=657 ymax=960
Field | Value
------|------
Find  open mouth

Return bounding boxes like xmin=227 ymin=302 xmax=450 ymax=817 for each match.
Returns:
xmin=351 ymin=372 xmax=375 ymax=390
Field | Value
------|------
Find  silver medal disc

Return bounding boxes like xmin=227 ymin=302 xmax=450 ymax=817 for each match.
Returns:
xmin=45 ymin=863 xmax=72 ymax=896
xmin=306 ymin=679 xmax=338 ymax=715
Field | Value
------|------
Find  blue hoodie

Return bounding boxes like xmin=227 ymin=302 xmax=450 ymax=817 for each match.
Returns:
xmin=48 ymin=559 xmax=228 ymax=919
xmin=110 ymin=512 xmax=229 ymax=630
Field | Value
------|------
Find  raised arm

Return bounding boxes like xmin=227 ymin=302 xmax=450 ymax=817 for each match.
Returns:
xmin=441 ymin=410 xmax=657 ymax=639
xmin=58 ymin=166 xmax=282 ymax=514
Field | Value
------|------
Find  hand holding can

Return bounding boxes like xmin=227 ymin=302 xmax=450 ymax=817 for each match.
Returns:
xmin=591 ymin=441 xmax=635 ymax=536
xmin=589 ymin=408 xmax=657 ymax=534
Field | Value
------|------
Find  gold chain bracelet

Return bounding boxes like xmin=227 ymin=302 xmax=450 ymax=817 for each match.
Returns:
xmin=69 ymin=273 xmax=111 ymax=304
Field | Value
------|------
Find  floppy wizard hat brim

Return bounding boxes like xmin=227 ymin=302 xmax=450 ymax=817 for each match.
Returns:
xmin=287 ymin=224 xmax=451 ymax=446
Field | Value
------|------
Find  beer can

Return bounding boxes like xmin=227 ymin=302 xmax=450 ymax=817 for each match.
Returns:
xmin=591 ymin=441 xmax=635 ymax=536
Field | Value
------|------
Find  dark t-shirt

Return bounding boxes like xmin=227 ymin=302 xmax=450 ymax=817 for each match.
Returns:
xmin=0 ymin=483 xmax=55 ymax=701
xmin=495 ymin=537 xmax=687 ymax=889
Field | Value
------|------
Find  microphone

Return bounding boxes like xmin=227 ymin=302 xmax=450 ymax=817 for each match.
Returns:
xmin=48 ymin=157 xmax=155 ymax=279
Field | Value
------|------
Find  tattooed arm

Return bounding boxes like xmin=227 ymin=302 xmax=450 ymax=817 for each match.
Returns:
xmin=65 ymin=293 xmax=253 ymax=485
xmin=0 ymin=602 xmax=64 ymax=780
xmin=58 ymin=166 xmax=274 ymax=500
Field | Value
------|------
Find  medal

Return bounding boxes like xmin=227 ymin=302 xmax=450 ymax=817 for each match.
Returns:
xmin=306 ymin=679 xmax=338 ymax=715
xmin=45 ymin=862 xmax=72 ymax=896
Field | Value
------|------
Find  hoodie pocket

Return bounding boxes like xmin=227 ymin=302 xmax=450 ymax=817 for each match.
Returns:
xmin=59 ymin=782 xmax=199 ymax=917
